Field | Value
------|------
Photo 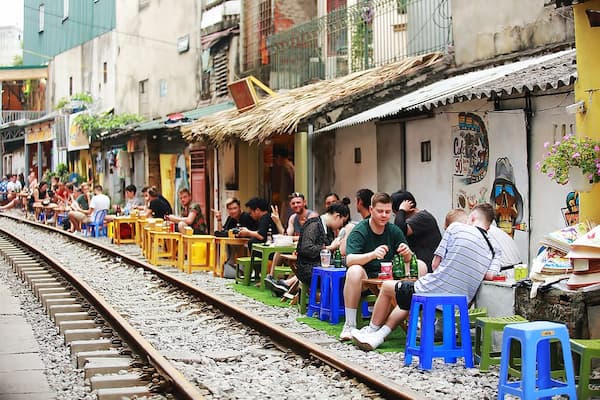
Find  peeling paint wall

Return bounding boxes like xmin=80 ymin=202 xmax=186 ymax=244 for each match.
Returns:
xmin=452 ymin=0 xmax=574 ymax=66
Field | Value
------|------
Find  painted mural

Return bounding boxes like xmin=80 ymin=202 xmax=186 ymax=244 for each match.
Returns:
xmin=451 ymin=111 xmax=529 ymax=257
xmin=452 ymin=112 xmax=489 ymax=185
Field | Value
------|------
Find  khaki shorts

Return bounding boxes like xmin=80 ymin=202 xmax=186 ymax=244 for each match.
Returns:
xmin=70 ymin=211 xmax=92 ymax=224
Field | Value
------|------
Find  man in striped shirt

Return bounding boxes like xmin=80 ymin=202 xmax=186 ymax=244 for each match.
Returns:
xmin=351 ymin=203 xmax=501 ymax=351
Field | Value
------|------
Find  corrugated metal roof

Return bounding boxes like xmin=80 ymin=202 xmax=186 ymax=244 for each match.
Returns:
xmin=316 ymin=49 xmax=576 ymax=133
xmin=134 ymin=102 xmax=235 ymax=132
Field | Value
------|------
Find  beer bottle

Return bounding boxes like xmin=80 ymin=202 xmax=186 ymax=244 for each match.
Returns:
xmin=410 ymin=254 xmax=419 ymax=278
xmin=266 ymin=227 xmax=273 ymax=244
xmin=333 ymin=249 xmax=342 ymax=268
xmin=115 ymin=204 xmax=121 ymax=216
xmin=392 ymin=254 xmax=404 ymax=279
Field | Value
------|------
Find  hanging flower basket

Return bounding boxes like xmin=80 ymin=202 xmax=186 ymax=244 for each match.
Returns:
xmin=568 ymin=166 xmax=594 ymax=192
xmin=537 ymin=135 xmax=600 ymax=189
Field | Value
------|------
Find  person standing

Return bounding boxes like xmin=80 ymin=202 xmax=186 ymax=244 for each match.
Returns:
xmin=391 ymin=190 xmax=442 ymax=272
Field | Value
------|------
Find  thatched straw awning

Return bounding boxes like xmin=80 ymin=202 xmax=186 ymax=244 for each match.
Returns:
xmin=181 ymin=52 xmax=444 ymax=145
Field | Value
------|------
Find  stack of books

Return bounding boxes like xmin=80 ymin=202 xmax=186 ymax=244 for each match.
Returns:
xmin=532 ymin=222 xmax=591 ymax=276
xmin=566 ymin=225 xmax=600 ymax=289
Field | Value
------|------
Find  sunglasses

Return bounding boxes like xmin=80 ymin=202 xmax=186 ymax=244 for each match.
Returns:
xmin=289 ymin=192 xmax=305 ymax=199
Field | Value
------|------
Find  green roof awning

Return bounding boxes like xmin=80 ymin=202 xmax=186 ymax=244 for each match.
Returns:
xmin=134 ymin=102 xmax=234 ymax=132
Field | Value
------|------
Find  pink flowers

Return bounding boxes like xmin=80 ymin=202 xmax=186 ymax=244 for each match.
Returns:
xmin=539 ymin=135 xmax=600 ymax=185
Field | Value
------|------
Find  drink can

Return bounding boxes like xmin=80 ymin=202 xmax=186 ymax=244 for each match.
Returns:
xmin=380 ymin=262 xmax=392 ymax=279
xmin=514 ymin=264 xmax=528 ymax=281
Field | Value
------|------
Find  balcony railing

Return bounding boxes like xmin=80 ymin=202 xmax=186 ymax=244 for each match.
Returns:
xmin=0 ymin=110 xmax=47 ymax=125
xmin=264 ymin=0 xmax=452 ymax=90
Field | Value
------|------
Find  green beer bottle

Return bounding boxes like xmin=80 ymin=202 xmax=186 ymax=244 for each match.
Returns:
xmin=392 ymin=254 xmax=405 ymax=279
xmin=409 ymin=254 xmax=419 ymax=278
xmin=333 ymin=249 xmax=342 ymax=268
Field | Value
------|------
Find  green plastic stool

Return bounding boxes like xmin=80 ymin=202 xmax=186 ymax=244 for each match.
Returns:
xmin=570 ymin=339 xmax=600 ymax=400
xmin=235 ymin=256 xmax=262 ymax=286
xmin=273 ymin=265 xmax=292 ymax=280
xmin=474 ymin=315 xmax=527 ymax=372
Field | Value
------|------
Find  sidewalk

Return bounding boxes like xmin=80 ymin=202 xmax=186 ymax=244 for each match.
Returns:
xmin=0 ymin=278 xmax=54 ymax=400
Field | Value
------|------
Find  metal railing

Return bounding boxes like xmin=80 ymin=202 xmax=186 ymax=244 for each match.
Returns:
xmin=0 ymin=110 xmax=47 ymax=125
xmin=262 ymin=0 xmax=452 ymax=90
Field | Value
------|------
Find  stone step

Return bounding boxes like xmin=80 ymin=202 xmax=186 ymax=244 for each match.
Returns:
xmin=76 ymin=349 xmax=123 ymax=368
xmin=33 ymin=282 xmax=64 ymax=297
xmin=17 ymin=267 xmax=46 ymax=279
xmin=84 ymin=357 xmax=132 ymax=379
xmin=46 ymin=299 xmax=78 ymax=315
xmin=90 ymin=373 xmax=145 ymax=390
xmin=96 ymin=386 xmax=152 ymax=400
xmin=49 ymin=304 xmax=84 ymax=320
xmin=63 ymin=328 xmax=105 ymax=344
xmin=54 ymin=312 xmax=91 ymax=325
xmin=70 ymin=338 xmax=113 ymax=354
xmin=59 ymin=320 xmax=97 ymax=334
xmin=37 ymin=287 xmax=69 ymax=299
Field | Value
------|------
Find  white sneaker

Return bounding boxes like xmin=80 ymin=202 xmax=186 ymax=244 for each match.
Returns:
xmin=352 ymin=330 xmax=384 ymax=351
xmin=339 ymin=323 xmax=355 ymax=341
xmin=351 ymin=325 xmax=379 ymax=337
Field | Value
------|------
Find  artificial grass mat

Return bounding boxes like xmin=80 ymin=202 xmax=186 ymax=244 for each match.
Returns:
xmin=229 ymin=282 xmax=406 ymax=353
xmin=229 ymin=282 xmax=291 ymax=308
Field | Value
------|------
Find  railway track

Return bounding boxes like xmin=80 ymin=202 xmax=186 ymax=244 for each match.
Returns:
xmin=0 ymin=213 xmax=429 ymax=400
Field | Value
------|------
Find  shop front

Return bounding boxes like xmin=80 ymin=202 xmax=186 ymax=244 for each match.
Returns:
xmin=24 ymin=117 xmax=55 ymax=179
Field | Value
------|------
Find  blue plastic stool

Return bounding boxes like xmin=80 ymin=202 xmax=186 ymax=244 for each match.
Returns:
xmin=307 ymin=267 xmax=325 ymax=318
xmin=498 ymin=321 xmax=576 ymax=400
xmin=404 ymin=293 xmax=474 ymax=370
xmin=318 ymin=267 xmax=347 ymax=324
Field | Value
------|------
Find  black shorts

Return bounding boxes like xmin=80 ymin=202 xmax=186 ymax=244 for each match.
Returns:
xmin=394 ymin=281 xmax=415 ymax=311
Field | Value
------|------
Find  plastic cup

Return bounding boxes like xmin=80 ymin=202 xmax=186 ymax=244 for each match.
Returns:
xmin=320 ymin=249 xmax=331 ymax=268
xmin=380 ymin=262 xmax=392 ymax=279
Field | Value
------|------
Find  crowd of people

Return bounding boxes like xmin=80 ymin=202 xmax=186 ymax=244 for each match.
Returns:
xmin=1 ymin=168 xmax=522 ymax=353
xmin=222 ymin=187 xmax=521 ymax=352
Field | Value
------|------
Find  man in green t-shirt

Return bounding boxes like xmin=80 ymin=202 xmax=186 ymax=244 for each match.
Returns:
xmin=166 ymin=188 xmax=207 ymax=234
xmin=341 ymin=192 xmax=415 ymax=341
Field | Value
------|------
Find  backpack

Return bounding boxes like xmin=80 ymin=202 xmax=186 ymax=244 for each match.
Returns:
xmin=62 ymin=218 xmax=71 ymax=231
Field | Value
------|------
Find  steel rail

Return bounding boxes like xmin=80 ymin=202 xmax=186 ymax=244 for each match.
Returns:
xmin=0 ymin=224 xmax=205 ymax=400
xmin=0 ymin=214 xmax=427 ymax=400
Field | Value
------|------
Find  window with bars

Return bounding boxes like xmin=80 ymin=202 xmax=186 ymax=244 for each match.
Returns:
xmin=421 ymin=140 xmax=431 ymax=162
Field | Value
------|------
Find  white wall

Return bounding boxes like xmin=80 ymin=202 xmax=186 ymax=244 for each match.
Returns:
xmin=49 ymin=31 xmax=117 ymax=111
xmin=115 ymin=0 xmax=200 ymax=117
xmin=527 ymin=92 xmax=576 ymax=258
xmin=333 ymin=122 xmax=378 ymax=221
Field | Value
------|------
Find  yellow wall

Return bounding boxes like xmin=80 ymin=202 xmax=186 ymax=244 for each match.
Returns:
xmin=238 ymin=142 xmax=259 ymax=203
xmin=574 ymin=0 xmax=600 ymax=223
xmin=294 ymin=131 xmax=308 ymax=198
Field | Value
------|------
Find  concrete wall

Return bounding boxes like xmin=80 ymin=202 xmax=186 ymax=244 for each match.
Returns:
xmin=452 ymin=0 xmax=574 ymax=66
xmin=49 ymin=31 xmax=117 ymax=110
xmin=115 ymin=0 xmax=200 ymax=117
xmin=326 ymin=89 xmax=575 ymax=262
xmin=332 ymin=122 xmax=378 ymax=221
xmin=50 ymin=46 xmax=84 ymax=107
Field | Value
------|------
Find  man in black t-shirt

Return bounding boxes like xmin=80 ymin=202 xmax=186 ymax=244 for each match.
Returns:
xmin=145 ymin=187 xmax=173 ymax=219
xmin=215 ymin=197 xmax=256 ymax=232
xmin=238 ymin=197 xmax=277 ymax=250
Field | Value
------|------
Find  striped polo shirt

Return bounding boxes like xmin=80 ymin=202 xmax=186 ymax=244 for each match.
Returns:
xmin=414 ymin=222 xmax=500 ymax=303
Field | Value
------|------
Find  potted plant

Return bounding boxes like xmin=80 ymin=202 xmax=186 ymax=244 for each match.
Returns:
xmin=537 ymin=135 xmax=600 ymax=192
